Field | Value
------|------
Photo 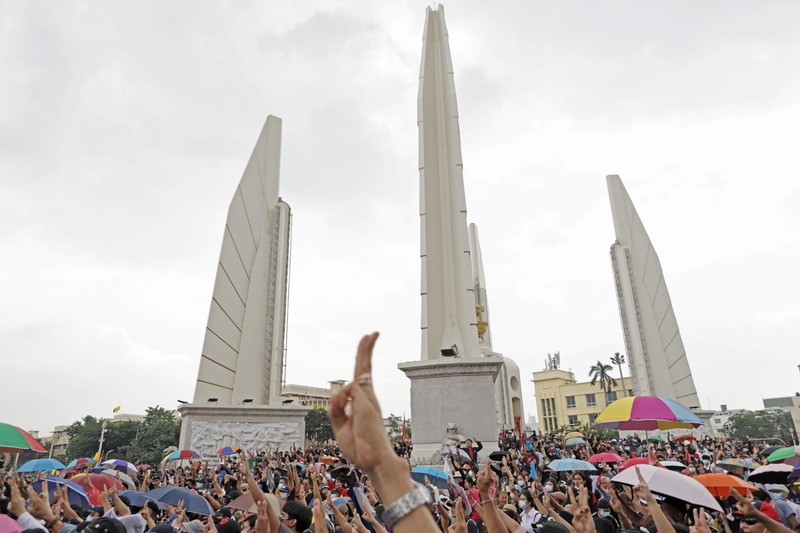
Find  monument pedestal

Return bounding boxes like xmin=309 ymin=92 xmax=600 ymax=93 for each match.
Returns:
xmin=399 ymin=357 xmax=503 ymax=461
xmin=178 ymin=403 xmax=310 ymax=458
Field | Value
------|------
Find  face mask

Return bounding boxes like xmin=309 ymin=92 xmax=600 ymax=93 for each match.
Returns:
xmin=688 ymin=468 xmax=696 ymax=473
xmin=280 ymin=492 xmax=288 ymax=500
xmin=519 ymin=501 xmax=528 ymax=510
xmin=544 ymin=485 xmax=554 ymax=493
xmin=599 ymin=511 xmax=611 ymax=518
xmin=195 ymin=482 xmax=204 ymax=490
xmin=771 ymin=493 xmax=782 ymax=501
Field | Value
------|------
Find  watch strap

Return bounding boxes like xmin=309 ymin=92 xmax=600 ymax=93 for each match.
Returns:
xmin=382 ymin=484 xmax=433 ymax=530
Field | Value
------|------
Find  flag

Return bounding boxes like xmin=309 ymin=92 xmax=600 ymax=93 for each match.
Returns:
xmin=113 ymin=406 xmax=121 ymax=413
xmin=93 ymin=450 xmax=102 ymax=461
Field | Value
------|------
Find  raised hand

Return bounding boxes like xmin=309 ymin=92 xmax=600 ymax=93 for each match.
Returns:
xmin=448 ymin=500 xmax=467 ymax=533
xmin=255 ymin=500 xmax=271 ymax=533
xmin=633 ymin=467 xmax=655 ymax=503
xmin=690 ymin=508 xmax=711 ymax=533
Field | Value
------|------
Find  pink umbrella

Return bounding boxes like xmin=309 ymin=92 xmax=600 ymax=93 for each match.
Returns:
xmin=588 ymin=453 xmax=624 ymax=464
xmin=0 ymin=514 xmax=22 ymax=533
xmin=619 ymin=457 xmax=651 ymax=470
xmin=612 ymin=465 xmax=722 ymax=512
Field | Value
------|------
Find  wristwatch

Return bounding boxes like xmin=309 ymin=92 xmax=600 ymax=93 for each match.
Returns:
xmin=382 ymin=484 xmax=433 ymax=530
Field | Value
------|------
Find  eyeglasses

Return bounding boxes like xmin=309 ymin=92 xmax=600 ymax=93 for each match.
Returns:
xmin=742 ymin=518 xmax=758 ymax=525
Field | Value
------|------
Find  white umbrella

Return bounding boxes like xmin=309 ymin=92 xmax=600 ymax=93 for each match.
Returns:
xmin=611 ymin=464 xmax=722 ymax=512
xmin=441 ymin=446 xmax=471 ymax=462
xmin=99 ymin=469 xmax=136 ymax=490
xmin=660 ymin=460 xmax=687 ymax=471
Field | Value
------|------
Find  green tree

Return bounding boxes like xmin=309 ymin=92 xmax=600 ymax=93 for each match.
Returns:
xmin=126 ymin=406 xmax=181 ymax=464
xmin=305 ymin=408 xmax=334 ymax=444
xmin=589 ymin=361 xmax=618 ymax=407
xmin=387 ymin=414 xmax=411 ymax=443
xmin=723 ymin=410 xmax=796 ymax=443
xmin=65 ymin=416 xmax=141 ymax=460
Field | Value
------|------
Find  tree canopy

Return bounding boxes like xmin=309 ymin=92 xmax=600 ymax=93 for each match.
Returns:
xmin=723 ymin=410 xmax=796 ymax=443
xmin=305 ymin=407 xmax=334 ymax=444
xmin=65 ymin=406 xmax=180 ymax=464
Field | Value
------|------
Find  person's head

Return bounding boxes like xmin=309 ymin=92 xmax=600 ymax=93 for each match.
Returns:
xmin=281 ymin=501 xmax=312 ymax=533
xmin=572 ymin=472 xmax=586 ymax=486
xmin=497 ymin=491 xmax=509 ymax=506
xmin=768 ymin=485 xmax=789 ymax=501
xmin=465 ymin=439 xmax=473 ymax=448
xmin=741 ymin=516 xmax=766 ymax=533
xmin=596 ymin=499 xmax=611 ymax=518
xmin=519 ymin=490 xmax=533 ymax=511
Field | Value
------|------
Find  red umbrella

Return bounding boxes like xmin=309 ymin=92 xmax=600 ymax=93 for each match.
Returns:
xmin=0 ymin=423 xmax=47 ymax=453
xmin=619 ymin=457 xmax=651 ymax=470
xmin=70 ymin=473 xmax=125 ymax=493
xmin=588 ymin=453 xmax=624 ymax=464
xmin=672 ymin=434 xmax=697 ymax=443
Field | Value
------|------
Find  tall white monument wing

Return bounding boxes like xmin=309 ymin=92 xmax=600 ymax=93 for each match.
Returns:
xmin=607 ymin=175 xmax=701 ymax=408
xmin=418 ymin=5 xmax=480 ymax=360
xmin=193 ymin=116 xmax=290 ymax=406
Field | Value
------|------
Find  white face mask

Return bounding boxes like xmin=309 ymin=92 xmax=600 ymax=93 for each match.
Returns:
xmin=519 ymin=500 xmax=528 ymax=510
xmin=599 ymin=511 xmax=611 ymax=518
xmin=544 ymin=485 xmax=554 ymax=493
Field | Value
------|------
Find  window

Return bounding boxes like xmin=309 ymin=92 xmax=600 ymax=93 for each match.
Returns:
xmin=714 ymin=418 xmax=722 ymax=424
xmin=566 ymin=396 xmax=576 ymax=408
xmin=568 ymin=415 xmax=579 ymax=427
xmin=585 ymin=393 xmax=596 ymax=406
xmin=628 ymin=390 xmax=634 ymax=397
xmin=588 ymin=413 xmax=598 ymax=423
xmin=606 ymin=391 xmax=617 ymax=403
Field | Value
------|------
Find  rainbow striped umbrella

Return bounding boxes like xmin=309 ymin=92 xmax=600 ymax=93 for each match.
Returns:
xmin=593 ymin=396 xmax=703 ymax=430
xmin=217 ymin=446 xmax=242 ymax=456
xmin=165 ymin=449 xmax=201 ymax=461
xmin=0 ymin=423 xmax=47 ymax=453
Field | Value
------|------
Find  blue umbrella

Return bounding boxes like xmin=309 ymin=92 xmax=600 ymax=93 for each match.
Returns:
xmin=546 ymin=459 xmax=597 ymax=472
xmin=410 ymin=465 xmax=449 ymax=489
xmin=145 ymin=487 xmax=214 ymax=515
xmin=119 ymin=491 xmax=165 ymax=509
xmin=31 ymin=477 xmax=91 ymax=509
xmin=18 ymin=458 xmax=67 ymax=472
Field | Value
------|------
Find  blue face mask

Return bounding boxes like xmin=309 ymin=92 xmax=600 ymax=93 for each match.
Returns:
xmin=771 ymin=493 xmax=782 ymax=501
xmin=599 ymin=511 xmax=611 ymax=518
xmin=195 ymin=482 xmax=204 ymax=490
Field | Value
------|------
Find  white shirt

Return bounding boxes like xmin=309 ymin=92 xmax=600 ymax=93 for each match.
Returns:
xmin=519 ymin=507 xmax=541 ymax=533
xmin=105 ymin=509 xmax=147 ymax=533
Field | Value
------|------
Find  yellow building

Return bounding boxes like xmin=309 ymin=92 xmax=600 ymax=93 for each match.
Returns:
xmin=532 ymin=369 xmax=633 ymax=432
xmin=280 ymin=380 xmax=347 ymax=409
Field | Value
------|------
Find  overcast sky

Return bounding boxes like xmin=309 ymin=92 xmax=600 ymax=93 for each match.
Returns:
xmin=2 ymin=1 xmax=799 ymax=438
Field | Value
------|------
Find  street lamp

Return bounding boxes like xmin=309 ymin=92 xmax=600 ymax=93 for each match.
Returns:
xmin=611 ymin=352 xmax=626 ymax=397
xmin=104 ymin=449 xmax=115 ymax=461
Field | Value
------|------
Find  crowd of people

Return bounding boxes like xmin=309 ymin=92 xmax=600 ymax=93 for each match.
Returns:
xmin=1 ymin=333 xmax=798 ymax=533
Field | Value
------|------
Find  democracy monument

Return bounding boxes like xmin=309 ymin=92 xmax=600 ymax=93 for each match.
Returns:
xmin=178 ymin=116 xmax=308 ymax=456
xmin=177 ymin=5 xmax=712 ymax=454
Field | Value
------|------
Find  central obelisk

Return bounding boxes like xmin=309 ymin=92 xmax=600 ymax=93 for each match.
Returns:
xmin=399 ymin=6 xmax=510 ymax=460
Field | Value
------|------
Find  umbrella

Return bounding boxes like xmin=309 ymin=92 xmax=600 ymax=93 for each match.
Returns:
xmin=759 ymin=446 xmax=783 ymax=458
xmin=65 ymin=458 xmax=96 ymax=469
xmin=611 ymin=464 xmax=722 ymax=512
xmin=410 ymin=465 xmax=449 ymax=489
xmin=565 ymin=437 xmax=587 ymax=447
xmin=98 ymin=469 xmax=136 ymax=490
xmin=164 ymin=449 xmax=201 ymax=461
xmin=717 ymin=458 xmax=758 ymax=471
xmin=588 ymin=453 xmax=624 ymax=464
xmin=145 ymin=486 xmax=214 ymax=515
xmin=766 ymin=446 xmax=800 ymax=466
xmin=748 ymin=464 xmax=793 ymax=484
xmin=119 ymin=491 xmax=165 ymax=509
xmin=217 ymin=446 xmax=242 ymax=456
xmin=564 ymin=432 xmax=584 ymax=439
xmin=318 ymin=456 xmax=339 ymax=466
xmin=546 ymin=459 xmax=597 ymax=472
xmin=619 ymin=457 xmax=651 ymax=470
xmin=441 ymin=447 xmax=471 ymax=462
xmin=137 ymin=464 xmax=152 ymax=471
xmin=0 ymin=514 xmax=22 ymax=533
xmin=594 ymin=396 xmax=704 ymax=431
xmin=0 ymin=423 xmax=47 ymax=454
xmin=488 ymin=451 xmax=510 ymax=461
xmin=659 ymin=460 xmax=687 ymax=471
xmin=693 ymin=473 xmax=756 ymax=498
xmin=70 ymin=473 xmax=125 ymax=493
xmin=227 ymin=491 xmax=280 ymax=514
xmin=672 ymin=434 xmax=697 ymax=443
xmin=101 ymin=460 xmax=138 ymax=477
xmin=31 ymin=477 xmax=91 ymax=509
xmin=17 ymin=458 xmax=67 ymax=472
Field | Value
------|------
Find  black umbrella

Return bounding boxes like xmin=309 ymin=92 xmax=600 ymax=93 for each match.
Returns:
xmin=759 ymin=446 xmax=783 ymax=457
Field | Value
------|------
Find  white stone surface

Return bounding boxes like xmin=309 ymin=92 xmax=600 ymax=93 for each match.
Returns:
xmin=418 ymin=5 xmax=481 ymax=361
xmin=399 ymin=357 xmax=503 ymax=460
xmin=192 ymin=115 xmax=291 ymax=406
xmin=607 ymin=174 xmax=701 ymax=409
xmin=178 ymin=404 xmax=307 ymax=455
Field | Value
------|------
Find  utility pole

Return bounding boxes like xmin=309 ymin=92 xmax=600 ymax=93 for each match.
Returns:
xmin=97 ymin=419 xmax=108 ymax=459
xmin=611 ymin=352 xmax=626 ymax=397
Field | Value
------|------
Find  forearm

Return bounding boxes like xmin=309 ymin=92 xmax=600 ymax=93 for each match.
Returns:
xmin=112 ymin=495 xmax=130 ymax=516
xmin=246 ymin=474 xmax=266 ymax=504
xmin=645 ymin=496 xmax=675 ymax=533
xmin=366 ymin=456 xmax=438 ymax=533
xmin=478 ymin=492 xmax=506 ymax=533
xmin=758 ymin=512 xmax=794 ymax=533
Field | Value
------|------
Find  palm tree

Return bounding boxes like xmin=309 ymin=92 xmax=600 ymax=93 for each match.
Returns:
xmin=589 ymin=360 xmax=618 ymax=407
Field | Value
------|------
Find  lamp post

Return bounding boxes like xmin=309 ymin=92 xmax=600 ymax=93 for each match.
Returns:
xmin=611 ymin=352 xmax=626 ymax=397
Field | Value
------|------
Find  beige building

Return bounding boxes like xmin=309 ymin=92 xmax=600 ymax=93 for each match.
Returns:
xmin=280 ymin=380 xmax=347 ymax=409
xmin=532 ymin=369 xmax=633 ymax=433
